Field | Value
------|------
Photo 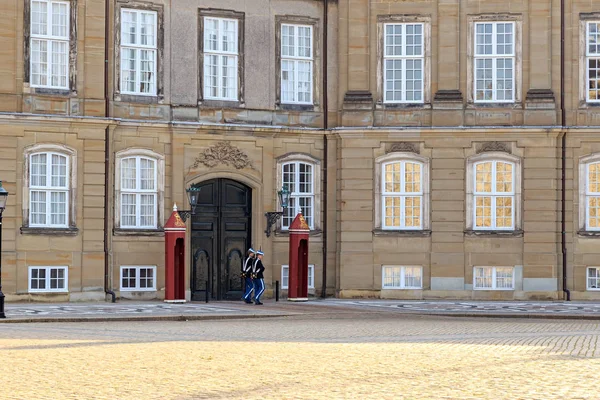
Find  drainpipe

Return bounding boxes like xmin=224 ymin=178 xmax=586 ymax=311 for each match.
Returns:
xmin=321 ymin=0 xmax=328 ymax=298
xmin=104 ymin=0 xmax=116 ymax=302
xmin=560 ymin=0 xmax=570 ymax=301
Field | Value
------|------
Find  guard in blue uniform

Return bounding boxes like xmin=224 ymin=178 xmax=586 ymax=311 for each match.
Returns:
xmin=252 ymin=250 xmax=266 ymax=305
xmin=242 ymin=248 xmax=256 ymax=303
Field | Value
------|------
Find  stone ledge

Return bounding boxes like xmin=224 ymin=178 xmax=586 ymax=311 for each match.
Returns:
xmin=577 ymin=230 xmax=600 ymax=238
xmin=464 ymin=229 xmax=524 ymax=237
xmin=20 ymin=227 xmax=79 ymax=236
xmin=373 ymin=229 xmax=432 ymax=237
xmin=113 ymin=228 xmax=165 ymax=237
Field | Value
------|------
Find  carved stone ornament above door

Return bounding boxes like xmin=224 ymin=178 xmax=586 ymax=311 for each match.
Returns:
xmin=190 ymin=141 xmax=254 ymax=170
xmin=476 ymin=141 xmax=512 ymax=154
xmin=386 ymin=142 xmax=420 ymax=154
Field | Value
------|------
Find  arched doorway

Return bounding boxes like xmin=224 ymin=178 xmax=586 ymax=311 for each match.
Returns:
xmin=190 ymin=178 xmax=252 ymax=301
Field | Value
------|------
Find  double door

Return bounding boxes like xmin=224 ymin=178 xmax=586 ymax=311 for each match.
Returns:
xmin=190 ymin=179 xmax=252 ymax=301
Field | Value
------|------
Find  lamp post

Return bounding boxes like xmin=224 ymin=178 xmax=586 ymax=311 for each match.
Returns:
xmin=176 ymin=186 xmax=202 ymax=222
xmin=264 ymin=185 xmax=291 ymax=237
xmin=0 ymin=181 xmax=8 ymax=319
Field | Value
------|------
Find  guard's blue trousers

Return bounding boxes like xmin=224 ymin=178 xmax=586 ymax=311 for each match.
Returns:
xmin=253 ymin=278 xmax=265 ymax=303
xmin=243 ymin=276 xmax=254 ymax=301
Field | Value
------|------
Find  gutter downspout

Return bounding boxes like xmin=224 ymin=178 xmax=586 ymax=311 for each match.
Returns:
xmin=104 ymin=0 xmax=116 ymax=302
xmin=560 ymin=0 xmax=570 ymax=301
xmin=321 ymin=0 xmax=328 ymax=298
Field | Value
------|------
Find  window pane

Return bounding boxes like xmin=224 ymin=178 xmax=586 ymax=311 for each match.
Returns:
xmin=475 ymin=162 xmax=492 ymax=193
xmin=589 ymin=197 xmax=600 ymax=229
xmin=31 ymin=153 xmax=47 ymax=187
xmin=495 ymin=267 xmax=514 ymax=289
xmin=30 ymin=190 xmax=47 ymax=225
xmin=383 ymin=267 xmax=402 ymax=288
xmin=282 ymin=163 xmax=296 ymax=193
xmin=298 ymin=26 xmax=311 ymax=58
xmin=589 ymin=23 xmax=600 ymax=55
xmin=475 ymin=267 xmax=493 ymax=289
xmin=140 ymin=12 xmax=156 ymax=47
xmin=50 ymin=191 xmax=67 ymax=226
xmin=31 ymin=1 xmax=48 ymax=36
xmin=281 ymin=59 xmax=296 ymax=103
xmin=404 ymin=267 xmax=422 ymax=288
xmin=139 ymin=49 xmax=155 ymax=94
xmin=298 ymin=163 xmax=313 ymax=193
xmin=282 ymin=266 xmax=289 ymax=289
xmin=140 ymin=194 xmax=156 ymax=227
xmin=282 ymin=25 xmax=294 ymax=57
xmin=121 ymin=158 xmax=137 ymax=190
xmin=31 ymin=39 xmax=48 ymax=86
xmin=51 ymin=2 xmax=69 ymax=38
xmin=475 ymin=196 xmax=492 ymax=228
xmin=385 ymin=24 xmax=402 ymax=56
xmin=140 ymin=158 xmax=155 ymax=190
xmin=495 ymin=196 xmax=513 ymax=228
xmin=121 ymin=48 xmax=137 ymax=93
xmin=51 ymin=154 xmax=67 ymax=188
xmin=298 ymin=196 xmax=313 ymax=228
xmin=121 ymin=193 xmax=137 ymax=227
xmin=221 ymin=19 xmax=237 ymax=53
xmin=121 ymin=10 xmax=138 ymax=45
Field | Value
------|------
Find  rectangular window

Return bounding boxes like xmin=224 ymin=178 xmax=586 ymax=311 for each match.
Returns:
xmin=587 ymin=22 xmax=600 ymax=102
xmin=282 ymin=161 xmax=315 ymax=230
xmin=29 ymin=152 xmax=69 ymax=228
xmin=281 ymin=265 xmax=315 ymax=289
xmin=586 ymin=162 xmax=600 ymax=230
xmin=30 ymin=0 xmax=70 ymax=89
xmin=281 ymin=24 xmax=313 ymax=104
xmin=474 ymin=22 xmax=515 ymax=102
xmin=474 ymin=160 xmax=515 ymax=230
xmin=382 ymin=161 xmax=423 ymax=230
xmin=120 ymin=266 xmax=156 ymax=291
xmin=29 ymin=266 xmax=68 ymax=292
xmin=203 ymin=17 xmax=238 ymax=101
xmin=383 ymin=23 xmax=423 ymax=103
xmin=120 ymin=157 xmax=157 ymax=229
xmin=382 ymin=266 xmax=423 ymax=289
xmin=120 ymin=8 xmax=157 ymax=95
xmin=473 ymin=267 xmax=514 ymax=290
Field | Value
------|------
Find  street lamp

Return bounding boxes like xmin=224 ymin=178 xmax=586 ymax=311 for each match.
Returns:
xmin=0 ymin=181 xmax=8 ymax=319
xmin=177 ymin=186 xmax=202 ymax=222
xmin=264 ymin=185 xmax=291 ymax=237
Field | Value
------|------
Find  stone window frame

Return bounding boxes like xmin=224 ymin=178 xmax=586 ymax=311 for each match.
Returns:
xmin=21 ymin=143 xmax=78 ymax=235
xmin=376 ymin=14 xmax=432 ymax=109
xmin=275 ymin=153 xmax=321 ymax=233
xmin=275 ymin=15 xmax=321 ymax=112
xmin=381 ymin=266 xmax=423 ymax=289
xmin=586 ymin=267 xmax=600 ymax=290
xmin=466 ymin=14 xmax=523 ymax=107
xmin=114 ymin=148 xmax=165 ymax=234
xmin=465 ymin=151 xmax=523 ymax=233
xmin=473 ymin=266 xmax=515 ymax=290
xmin=374 ymin=152 xmax=431 ymax=232
xmin=579 ymin=13 xmax=600 ymax=107
xmin=114 ymin=0 xmax=165 ymax=104
xmin=577 ymin=152 xmax=600 ymax=233
xmin=28 ymin=266 xmax=69 ymax=293
xmin=23 ymin=0 xmax=78 ymax=96
xmin=198 ymin=8 xmax=245 ymax=107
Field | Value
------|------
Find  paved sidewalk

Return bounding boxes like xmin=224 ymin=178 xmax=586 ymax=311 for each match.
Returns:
xmin=4 ymin=298 xmax=600 ymax=323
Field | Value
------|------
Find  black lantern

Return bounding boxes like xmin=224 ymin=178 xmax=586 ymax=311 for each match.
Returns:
xmin=265 ymin=185 xmax=291 ymax=237
xmin=0 ymin=181 xmax=8 ymax=319
xmin=177 ymin=186 xmax=202 ymax=222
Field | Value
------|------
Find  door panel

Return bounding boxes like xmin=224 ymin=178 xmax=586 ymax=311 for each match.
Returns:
xmin=190 ymin=178 xmax=251 ymax=301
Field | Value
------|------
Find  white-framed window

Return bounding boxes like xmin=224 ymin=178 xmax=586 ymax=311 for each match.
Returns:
xmin=28 ymin=266 xmax=68 ymax=293
xmin=30 ymin=0 xmax=70 ymax=89
xmin=587 ymin=267 xmax=600 ymax=290
xmin=120 ymin=266 xmax=156 ymax=291
xmin=281 ymin=24 xmax=313 ymax=104
xmin=383 ymin=23 xmax=424 ymax=103
xmin=584 ymin=161 xmax=600 ymax=230
xmin=281 ymin=264 xmax=314 ymax=289
xmin=474 ymin=21 xmax=515 ymax=103
xmin=282 ymin=161 xmax=315 ymax=230
xmin=120 ymin=156 xmax=157 ymax=229
xmin=382 ymin=266 xmax=422 ymax=289
xmin=382 ymin=160 xmax=423 ymax=229
xmin=120 ymin=8 xmax=157 ymax=95
xmin=203 ymin=17 xmax=238 ymax=101
xmin=473 ymin=266 xmax=514 ymax=290
xmin=586 ymin=22 xmax=600 ymax=102
xmin=29 ymin=152 xmax=69 ymax=228
xmin=473 ymin=160 xmax=515 ymax=230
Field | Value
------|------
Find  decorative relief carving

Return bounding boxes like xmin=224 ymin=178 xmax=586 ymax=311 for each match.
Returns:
xmin=190 ymin=141 xmax=253 ymax=170
xmin=386 ymin=142 xmax=420 ymax=154
xmin=476 ymin=142 xmax=511 ymax=154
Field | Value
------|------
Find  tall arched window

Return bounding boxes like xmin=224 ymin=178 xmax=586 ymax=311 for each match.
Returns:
xmin=115 ymin=149 xmax=164 ymax=230
xmin=466 ymin=152 xmax=522 ymax=231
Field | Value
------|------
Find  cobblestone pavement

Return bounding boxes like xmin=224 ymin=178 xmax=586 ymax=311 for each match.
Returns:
xmin=6 ymin=299 xmax=600 ymax=322
xmin=1 ymin=314 xmax=600 ymax=399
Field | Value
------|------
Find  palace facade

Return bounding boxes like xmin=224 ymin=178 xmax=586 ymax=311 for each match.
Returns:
xmin=1 ymin=0 xmax=599 ymax=302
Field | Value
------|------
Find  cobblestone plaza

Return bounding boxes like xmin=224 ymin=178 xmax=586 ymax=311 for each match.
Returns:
xmin=1 ymin=311 xmax=600 ymax=399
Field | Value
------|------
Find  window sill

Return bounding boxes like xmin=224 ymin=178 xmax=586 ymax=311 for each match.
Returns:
xmin=28 ymin=87 xmax=75 ymax=97
xmin=113 ymin=228 xmax=165 ymax=237
xmin=20 ymin=227 xmax=79 ymax=236
xmin=464 ymin=229 xmax=523 ymax=237
xmin=276 ymin=103 xmax=318 ymax=112
xmin=373 ymin=229 xmax=431 ymax=237
xmin=466 ymin=102 xmax=522 ymax=109
xmin=577 ymin=230 xmax=600 ymax=238
xmin=375 ymin=102 xmax=432 ymax=110
xmin=199 ymin=99 xmax=245 ymax=108
xmin=114 ymin=93 xmax=163 ymax=104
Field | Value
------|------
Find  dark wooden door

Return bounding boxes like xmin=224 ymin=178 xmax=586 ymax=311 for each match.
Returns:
xmin=191 ymin=179 xmax=251 ymax=301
